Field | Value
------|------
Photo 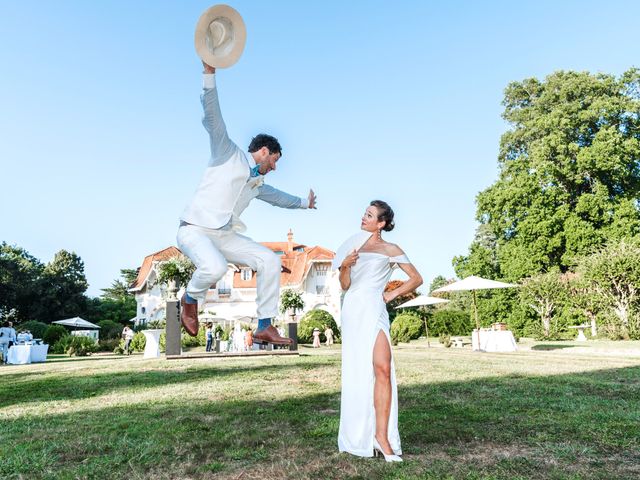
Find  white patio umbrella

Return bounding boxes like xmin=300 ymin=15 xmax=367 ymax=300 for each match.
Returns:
xmin=396 ymin=296 xmax=450 ymax=309
xmin=395 ymin=296 xmax=449 ymax=347
xmin=53 ymin=317 xmax=101 ymax=329
xmin=432 ymin=276 xmax=518 ymax=347
xmin=199 ymin=312 xmax=225 ymax=322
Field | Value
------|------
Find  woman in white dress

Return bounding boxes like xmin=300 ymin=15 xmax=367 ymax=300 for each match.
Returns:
xmin=334 ymin=200 xmax=423 ymax=462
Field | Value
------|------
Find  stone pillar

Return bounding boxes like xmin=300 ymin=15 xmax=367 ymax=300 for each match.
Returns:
xmin=287 ymin=322 xmax=298 ymax=351
xmin=165 ymin=300 xmax=181 ymax=356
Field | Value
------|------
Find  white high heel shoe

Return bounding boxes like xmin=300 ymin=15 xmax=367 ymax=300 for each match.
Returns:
xmin=373 ymin=438 xmax=402 ymax=462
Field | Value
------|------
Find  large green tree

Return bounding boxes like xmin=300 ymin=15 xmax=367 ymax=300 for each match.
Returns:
xmin=100 ymin=268 xmax=138 ymax=301
xmin=457 ymin=69 xmax=640 ymax=282
xmin=0 ymin=242 xmax=44 ymax=321
xmin=85 ymin=268 xmax=138 ymax=325
xmin=38 ymin=250 xmax=89 ymax=321
xmin=519 ymin=271 xmax=568 ymax=338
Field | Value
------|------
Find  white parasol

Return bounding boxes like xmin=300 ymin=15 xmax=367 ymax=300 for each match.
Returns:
xmin=432 ymin=276 xmax=518 ymax=348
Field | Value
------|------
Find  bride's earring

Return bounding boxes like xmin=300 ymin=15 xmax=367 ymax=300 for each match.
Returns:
xmin=376 ymin=229 xmax=382 ymax=240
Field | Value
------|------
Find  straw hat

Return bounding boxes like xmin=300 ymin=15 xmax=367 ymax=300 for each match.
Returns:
xmin=194 ymin=4 xmax=246 ymax=68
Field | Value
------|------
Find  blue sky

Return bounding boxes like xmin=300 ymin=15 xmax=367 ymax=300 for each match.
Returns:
xmin=1 ymin=1 xmax=638 ymax=297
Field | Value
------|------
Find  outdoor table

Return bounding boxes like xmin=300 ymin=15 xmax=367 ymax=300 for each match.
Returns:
xmin=6 ymin=344 xmax=50 ymax=364
xmin=472 ymin=329 xmax=517 ymax=352
xmin=30 ymin=344 xmax=49 ymax=362
xmin=569 ymin=325 xmax=588 ymax=341
xmin=142 ymin=329 xmax=163 ymax=359
xmin=7 ymin=345 xmax=32 ymax=364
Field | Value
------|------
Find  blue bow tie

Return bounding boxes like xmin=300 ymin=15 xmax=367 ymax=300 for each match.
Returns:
xmin=250 ymin=165 xmax=261 ymax=177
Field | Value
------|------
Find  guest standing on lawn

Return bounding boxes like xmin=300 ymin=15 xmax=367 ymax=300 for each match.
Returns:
xmin=122 ymin=326 xmax=134 ymax=355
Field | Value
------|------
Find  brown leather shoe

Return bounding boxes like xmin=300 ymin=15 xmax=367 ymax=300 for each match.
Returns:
xmin=253 ymin=325 xmax=293 ymax=346
xmin=180 ymin=295 xmax=199 ymax=337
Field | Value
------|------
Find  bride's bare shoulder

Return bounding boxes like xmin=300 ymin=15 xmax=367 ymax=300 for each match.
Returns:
xmin=383 ymin=243 xmax=404 ymax=257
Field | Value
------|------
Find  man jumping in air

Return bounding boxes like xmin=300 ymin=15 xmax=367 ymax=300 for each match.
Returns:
xmin=177 ymin=62 xmax=316 ymax=345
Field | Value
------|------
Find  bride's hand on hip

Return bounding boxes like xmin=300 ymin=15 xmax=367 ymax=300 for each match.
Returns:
xmin=382 ymin=291 xmax=395 ymax=304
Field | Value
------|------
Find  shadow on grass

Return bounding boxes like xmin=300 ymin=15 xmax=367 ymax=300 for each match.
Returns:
xmin=531 ymin=344 xmax=579 ymax=351
xmin=2 ymin=363 xmax=640 ymax=479
xmin=0 ymin=361 xmax=306 ymax=409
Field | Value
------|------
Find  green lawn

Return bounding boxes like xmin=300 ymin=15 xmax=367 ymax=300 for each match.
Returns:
xmin=1 ymin=340 xmax=640 ymax=479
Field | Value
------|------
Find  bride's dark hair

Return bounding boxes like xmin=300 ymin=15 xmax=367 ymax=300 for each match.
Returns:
xmin=370 ymin=200 xmax=395 ymax=232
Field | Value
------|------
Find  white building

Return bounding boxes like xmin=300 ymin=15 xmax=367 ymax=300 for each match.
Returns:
xmin=129 ymin=231 xmax=342 ymax=328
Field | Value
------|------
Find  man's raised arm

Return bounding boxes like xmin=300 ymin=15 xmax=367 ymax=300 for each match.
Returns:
xmin=201 ymin=62 xmax=237 ymax=166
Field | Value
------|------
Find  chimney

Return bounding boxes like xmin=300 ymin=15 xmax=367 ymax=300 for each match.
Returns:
xmin=287 ymin=229 xmax=294 ymax=254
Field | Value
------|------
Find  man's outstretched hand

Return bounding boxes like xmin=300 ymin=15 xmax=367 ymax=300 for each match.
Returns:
xmin=202 ymin=61 xmax=215 ymax=74
xmin=308 ymin=189 xmax=317 ymax=209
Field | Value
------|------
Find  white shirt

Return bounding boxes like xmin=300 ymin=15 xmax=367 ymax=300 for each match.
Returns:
xmin=180 ymin=74 xmax=308 ymax=231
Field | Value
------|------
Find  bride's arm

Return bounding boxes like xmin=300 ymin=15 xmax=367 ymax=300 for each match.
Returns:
xmin=339 ymin=266 xmax=352 ymax=290
xmin=383 ymin=263 xmax=423 ymax=303
xmin=339 ymin=250 xmax=359 ymax=290
xmin=382 ymin=245 xmax=423 ymax=302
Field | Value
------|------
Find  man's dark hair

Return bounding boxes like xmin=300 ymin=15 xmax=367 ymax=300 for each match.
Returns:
xmin=248 ymin=134 xmax=282 ymax=155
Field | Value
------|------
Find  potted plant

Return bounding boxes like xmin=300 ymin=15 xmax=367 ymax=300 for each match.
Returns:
xmin=155 ymin=255 xmax=195 ymax=300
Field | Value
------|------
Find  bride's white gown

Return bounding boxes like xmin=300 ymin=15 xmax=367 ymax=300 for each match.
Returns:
xmin=334 ymin=232 xmax=409 ymax=457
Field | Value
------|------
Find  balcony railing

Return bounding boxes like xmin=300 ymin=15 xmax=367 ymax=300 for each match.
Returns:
xmin=217 ymin=288 xmax=231 ymax=296
xmin=316 ymin=286 xmax=330 ymax=295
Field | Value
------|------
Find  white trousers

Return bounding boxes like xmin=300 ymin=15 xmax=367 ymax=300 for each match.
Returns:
xmin=176 ymin=224 xmax=281 ymax=319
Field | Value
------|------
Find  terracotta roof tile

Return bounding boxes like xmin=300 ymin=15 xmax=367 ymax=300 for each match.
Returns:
xmin=232 ymin=243 xmax=335 ymax=288
xmin=131 ymin=246 xmax=182 ymax=291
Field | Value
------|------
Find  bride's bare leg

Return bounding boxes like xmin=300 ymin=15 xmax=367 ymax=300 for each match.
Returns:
xmin=373 ymin=329 xmax=394 ymax=454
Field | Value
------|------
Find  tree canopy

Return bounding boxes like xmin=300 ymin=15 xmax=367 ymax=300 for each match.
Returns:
xmin=456 ymin=69 xmax=640 ymax=282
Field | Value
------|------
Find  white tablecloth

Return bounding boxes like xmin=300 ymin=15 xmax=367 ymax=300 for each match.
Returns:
xmin=7 ymin=345 xmax=31 ymax=364
xmin=6 ymin=344 xmax=50 ymax=364
xmin=30 ymin=344 xmax=49 ymax=362
xmin=472 ymin=330 xmax=517 ymax=352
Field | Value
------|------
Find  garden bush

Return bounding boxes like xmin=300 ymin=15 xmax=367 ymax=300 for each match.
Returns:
xmin=159 ymin=332 xmax=166 ymax=353
xmin=97 ymin=320 xmax=124 ymax=340
xmin=114 ymin=340 xmax=125 ymax=355
xmin=65 ymin=336 xmax=98 ymax=356
xmin=390 ymin=313 xmax=423 ymax=344
xmin=298 ymin=310 xmax=339 ymax=344
xmin=430 ymin=309 xmax=473 ymax=336
xmin=97 ymin=338 xmax=120 ymax=352
xmin=181 ymin=325 xmax=206 ymax=348
xmin=129 ymin=332 xmax=147 ymax=352
xmin=51 ymin=335 xmax=71 ymax=354
xmin=44 ymin=325 xmax=68 ymax=347
xmin=52 ymin=335 xmax=98 ymax=356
